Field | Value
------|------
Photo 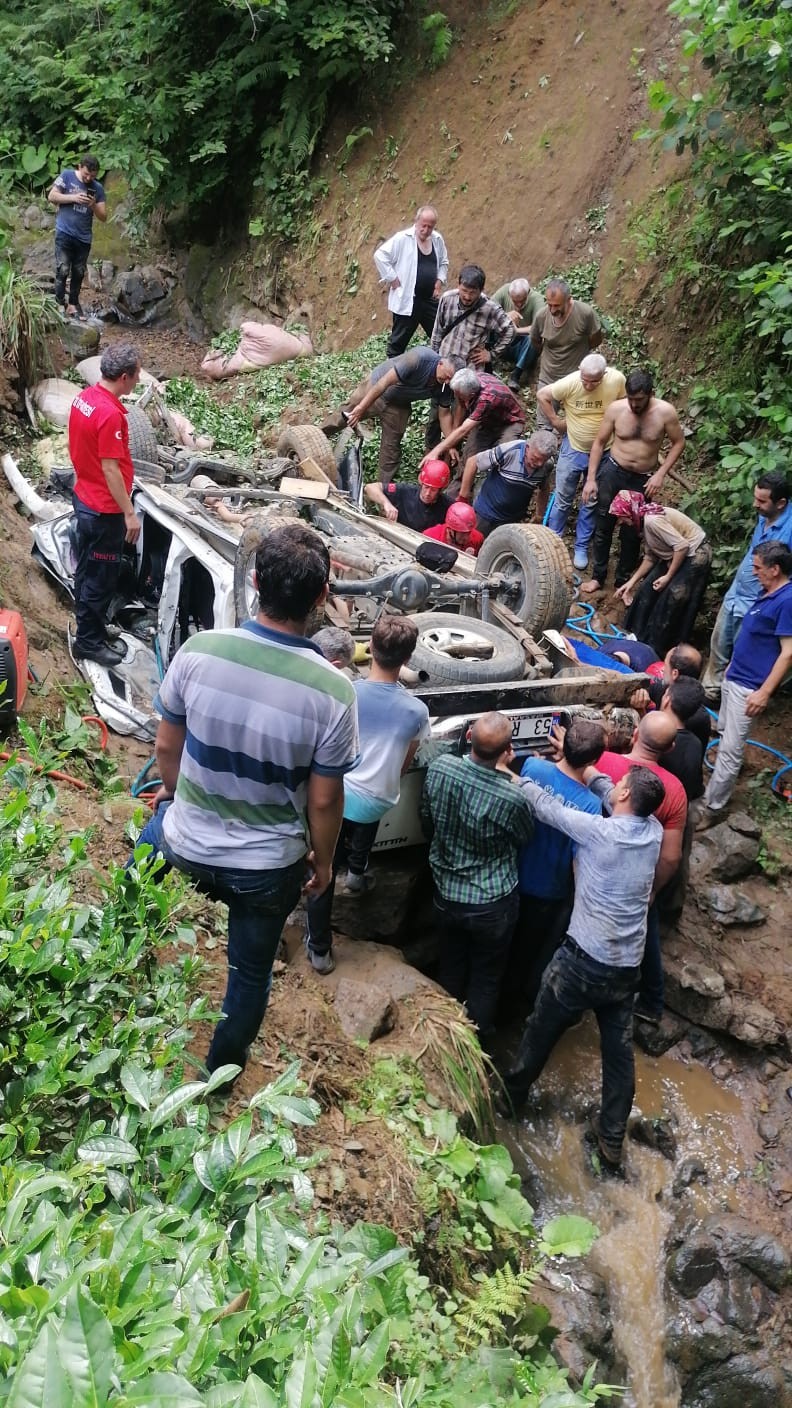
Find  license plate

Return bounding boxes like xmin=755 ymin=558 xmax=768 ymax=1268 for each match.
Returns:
xmin=508 ymin=710 xmax=555 ymax=743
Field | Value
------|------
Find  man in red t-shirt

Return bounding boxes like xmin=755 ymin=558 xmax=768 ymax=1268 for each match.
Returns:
xmin=423 ymin=501 xmax=484 ymax=557
xmin=595 ymin=711 xmax=687 ymax=1024
xmin=68 ymin=343 xmax=142 ymax=664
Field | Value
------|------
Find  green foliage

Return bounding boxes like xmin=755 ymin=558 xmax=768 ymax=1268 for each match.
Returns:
xmin=639 ymin=0 xmax=792 ymax=581
xmin=0 ymin=779 xmax=610 ymax=1406
xmin=0 ymin=0 xmax=407 ymax=237
xmin=422 ymin=11 xmax=454 ymax=69
xmin=0 ymin=213 xmax=59 ymax=387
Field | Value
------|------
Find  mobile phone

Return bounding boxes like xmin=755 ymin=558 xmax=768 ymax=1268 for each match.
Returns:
xmin=551 ymin=710 xmax=571 ymax=732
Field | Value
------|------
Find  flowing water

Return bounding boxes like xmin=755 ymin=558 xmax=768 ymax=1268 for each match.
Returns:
xmin=497 ymin=1019 xmax=764 ymax=1408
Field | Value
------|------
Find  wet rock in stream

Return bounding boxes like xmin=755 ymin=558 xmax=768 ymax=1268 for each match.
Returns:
xmin=666 ymin=1212 xmax=792 ymax=1407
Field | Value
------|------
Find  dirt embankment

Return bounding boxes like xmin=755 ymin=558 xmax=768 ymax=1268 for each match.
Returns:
xmin=279 ymin=0 xmax=680 ymax=347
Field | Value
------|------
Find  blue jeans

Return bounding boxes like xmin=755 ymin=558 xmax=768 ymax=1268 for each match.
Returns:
xmin=305 ymin=817 xmax=380 ymax=954
xmin=55 ymin=232 xmax=91 ymax=307
xmin=503 ymin=335 xmax=539 ymax=375
xmin=135 ymin=804 xmax=304 ymax=1072
xmin=546 ymin=437 xmax=596 ymax=554
xmin=702 ymin=594 xmax=747 ymax=694
xmin=505 ymin=937 xmax=640 ymax=1162
xmin=435 ymin=888 xmax=519 ymax=1044
xmin=72 ymin=494 xmax=125 ymax=654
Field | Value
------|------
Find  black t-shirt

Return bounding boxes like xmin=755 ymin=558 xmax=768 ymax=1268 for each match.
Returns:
xmin=647 ymin=679 xmax=711 ymax=755
xmin=414 ymin=246 xmax=438 ymax=302
xmin=598 ymin=637 xmax=660 ymax=673
xmin=661 ymin=729 xmax=705 ymax=802
xmin=386 ymin=482 xmax=450 ymax=532
xmin=372 ymin=347 xmax=442 ymax=407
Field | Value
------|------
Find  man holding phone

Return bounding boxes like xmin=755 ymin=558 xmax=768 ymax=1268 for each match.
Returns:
xmin=48 ymin=154 xmax=107 ymax=318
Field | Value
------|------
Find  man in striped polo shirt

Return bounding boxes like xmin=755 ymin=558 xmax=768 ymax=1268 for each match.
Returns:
xmin=136 ymin=523 xmax=359 ymax=1079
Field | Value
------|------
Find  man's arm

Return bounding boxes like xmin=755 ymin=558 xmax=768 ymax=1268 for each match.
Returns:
xmin=155 ymin=718 xmax=186 ymax=796
xmin=430 ymin=298 xmax=447 ymax=352
xmin=421 ymin=415 xmax=475 ymax=466
xmin=644 ymin=405 xmax=686 ymax=498
xmin=373 ymin=233 xmax=400 ymax=287
xmin=582 ymin=407 xmax=617 ymax=503
xmin=516 ymin=776 xmax=602 ymax=844
xmin=305 ymin=773 xmax=344 ymax=896
xmin=364 ymin=482 xmax=398 ymax=522
xmin=537 ymin=384 xmax=567 ymax=435
xmin=745 ymin=637 xmax=792 ymax=716
xmin=347 ymin=368 xmax=397 ymax=427
xmin=435 ymin=233 xmax=449 ymax=289
xmin=589 ymin=326 xmax=603 ymax=350
xmin=489 ymin=307 xmax=517 ymax=358
xmin=92 ymin=194 xmax=107 ymax=223
xmin=100 ymin=459 xmax=141 ymax=543
xmin=654 ymin=827 xmax=683 ymax=892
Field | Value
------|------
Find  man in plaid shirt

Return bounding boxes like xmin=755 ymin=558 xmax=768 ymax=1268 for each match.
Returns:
xmin=420 ymin=713 xmax=535 ymax=1045
xmin=431 ymin=264 xmax=517 ymax=369
xmin=423 ymin=366 xmax=526 ymax=470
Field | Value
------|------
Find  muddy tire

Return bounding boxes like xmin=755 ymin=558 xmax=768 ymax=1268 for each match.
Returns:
xmin=276 ymin=424 xmax=338 ymax=486
xmin=233 ymin=513 xmax=324 ymax=632
xmin=127 ymin=407 xmax=160 ymax=473
xmin=408 ymin=611 xmax=526 ymax=685
xmin=477 ymin=523 xmax=572 ymax=636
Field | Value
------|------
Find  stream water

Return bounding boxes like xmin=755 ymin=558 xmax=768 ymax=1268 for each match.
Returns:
xmin=497 ymin=1019 xmax=764 ymax=1408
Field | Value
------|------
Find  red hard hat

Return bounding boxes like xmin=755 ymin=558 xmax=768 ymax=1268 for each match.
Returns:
xmin=445 ymin=501 xmax=476 ymax=532
xmin=418 ymin=459 xmax=451 ymax=489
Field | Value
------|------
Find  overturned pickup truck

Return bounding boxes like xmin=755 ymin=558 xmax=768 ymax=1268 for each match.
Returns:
xmin=3 ymin=415 xmax=646 ymax=847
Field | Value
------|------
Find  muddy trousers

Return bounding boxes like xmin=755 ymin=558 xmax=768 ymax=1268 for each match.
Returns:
xmin=72 ymin=497 xmax=125 ymax=654
xmin=590 ymin=455 xmax=646 ymax=587
xmin=434 ymin=888 xmax=519 ymax=1046
xmin=54 ymin=233 xmax=91 ymax=308
xmin=305 ymin=818 xmax=380 ymax=955
xmin=505 ymin=937 xmax=640 ymax=1163
xmin=341 ymin=380 xmax=412 ymax=485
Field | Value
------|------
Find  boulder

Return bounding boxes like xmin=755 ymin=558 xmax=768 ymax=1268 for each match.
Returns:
xmin=701 ymin=1213 xmax=790 ymax=1292
xmin=334 ymin=977 xmax=396 ymax=1042
xmin=672 ymin=1157 xmax=709 ymax=1196
xmin=696 ymin=885 xmax=766 ymax=926
xmin=59 ymin=320 xmax=101 ymax=358
xmin=330 ymin=862 xmax=428 ymax=944
xmin=679 ymin=1352 xmax=789 ymax=1408
xmin=628 ymin=1114 xmax=678 ymax=1159
xmin=690 ymin=817 xmax=760 ymax=883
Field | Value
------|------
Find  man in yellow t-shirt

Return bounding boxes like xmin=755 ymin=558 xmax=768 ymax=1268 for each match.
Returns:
xmin=538 ymin=355 xmax=626 ymax=570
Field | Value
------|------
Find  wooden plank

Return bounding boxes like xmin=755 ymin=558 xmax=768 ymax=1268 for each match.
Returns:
xmin=412 ymin=671 xmax=649 ymax=716
xmin=279 ymin=476 xmax=330 ymax=500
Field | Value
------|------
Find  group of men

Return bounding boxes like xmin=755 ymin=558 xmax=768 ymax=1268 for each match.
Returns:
xmin=61 ymin=203 xmax=791 ymax=1181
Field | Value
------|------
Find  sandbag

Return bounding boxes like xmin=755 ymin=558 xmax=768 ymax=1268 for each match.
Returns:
xmin=31 ymin=378 xmax=79 ymax=426
xmin=201 ymin=321 xmax=313 ymax=380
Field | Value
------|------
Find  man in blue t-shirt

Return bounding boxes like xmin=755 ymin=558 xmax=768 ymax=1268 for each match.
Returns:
xmin=47 ymin=154 xmax=107 ymax=318
xmin=703 ymin=540 xmax=792 ymax=820
xmin=305 ymin=614 xmax=430 ymax=974
xmin=322 ymin=346 xmax=463 ymax=483
xmin=507 ymin=718 xmax=606 ymax=1011
xmin=703 ymin=472 xmax=792 ymax=698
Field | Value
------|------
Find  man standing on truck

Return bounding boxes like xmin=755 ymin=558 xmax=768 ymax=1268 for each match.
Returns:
xmin=48 ymin=154 xmax=106 ymax=318
xmin=68 ymin=343 xmax=141 ymax=666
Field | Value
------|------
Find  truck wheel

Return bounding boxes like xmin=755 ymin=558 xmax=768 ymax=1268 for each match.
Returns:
xmin=233 ymin=513 xmax=324 ymax=632
xmin=127 ymin=407 xmax=159 ymax=473
xmin=276 ymin=425 xmax=338 ymax=486
xmin=476 ymin=524 xmax=572 ymax=636
xmin=408 ymin=611 xmax=526 ymax=685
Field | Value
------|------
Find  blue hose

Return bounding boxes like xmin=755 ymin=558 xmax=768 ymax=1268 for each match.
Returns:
xmin=131 ymin=757 xmax=162 ymax=798
xmin=703 ymin=728 xmax=792 ymax=800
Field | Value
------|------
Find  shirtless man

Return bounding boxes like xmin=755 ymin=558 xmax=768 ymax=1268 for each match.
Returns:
xmin=579 ymin=369 xmax=685 ymax=594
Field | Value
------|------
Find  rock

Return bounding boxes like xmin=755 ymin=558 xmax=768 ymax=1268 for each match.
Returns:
xmin=678 ymin=961 xmax=726 ymax=998
xmin=757 ymin=1116 xmax=780 ymax=1145
xmin=702 ymin=1213 xmax=791 ymax=1292
xmin=331 ymin=861 xmax=428 ymax=945
xmin=334 ymin=977 xmax=396 ymax=1042
xmin=690 ymin=819 xmax=760 ymax=882
xmin=667 ymin=1233 xmax=721 ymax=1297
xmin=680 ymin=1352 xmax=789 ymax=1408
xmin=628 ymin=1115 xmax=678 ymax=1160
xmin=725 ymin=812 xmax=761 ymax=839
xmin=633 ymin=1010 xmax=687 ymax=1056
xmin=697 ymin=885 xmax=766 ymax=926
xmin=673 ymin=1158 xmax=709 ymax=1195
xmin=59 ymin=320 xmax=101 ymax=357
xmin=666 ymin=1314 xmax=744 ymax=1374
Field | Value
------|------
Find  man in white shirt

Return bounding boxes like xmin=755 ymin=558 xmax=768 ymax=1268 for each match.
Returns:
xmin=374 ymin=206 xmax=449 ymax=358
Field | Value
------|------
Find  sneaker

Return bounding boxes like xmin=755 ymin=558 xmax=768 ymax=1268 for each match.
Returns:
xmin=343 ymin=870 xmax=376 ymax=896
xmin=307 ymin=945 xmax=335 ymax=975
xmin=573 ymin=550 xmax=589 ymax=571
xmin=694 ymin=804 xmax=724 ymax=833
xmin=584 ymin=1129 xmax=626 ymax=1181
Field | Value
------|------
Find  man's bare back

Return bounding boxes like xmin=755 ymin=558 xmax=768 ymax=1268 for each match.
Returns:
xmin=608 ymin=396 xmax=680 ymax=474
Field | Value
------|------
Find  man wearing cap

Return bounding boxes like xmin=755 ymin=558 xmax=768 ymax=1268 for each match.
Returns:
xmin=539 ymin=354 xmax=626 ymax=571
xmin=322 ymin=346 xmax=463 ymax=485
xmin=423 ymin=502 xmax=484 ymax=556
xmin=364 ymin=459 xmax=452 ymax=532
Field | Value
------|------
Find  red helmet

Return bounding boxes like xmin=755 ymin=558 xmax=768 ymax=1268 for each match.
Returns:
xmin=418 ymin=459 xmax=451 ymax=489
xmin=445 ymin=501 xmax=476 ymax=532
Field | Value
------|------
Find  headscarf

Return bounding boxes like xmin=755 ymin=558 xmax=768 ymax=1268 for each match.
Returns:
xmin=608 ymin=489 xmax=664 ymax=535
